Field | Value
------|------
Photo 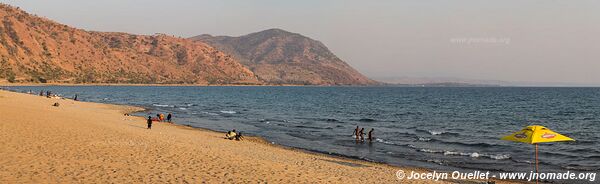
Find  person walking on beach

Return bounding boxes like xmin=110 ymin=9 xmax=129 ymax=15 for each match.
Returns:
xmin=74 ymin=94 xmax=78 ymax=101
xmin=39 ymin=90 xmax=44 ymax=96
xmin=147 ymin=116 xmax=153 ymax=129
xmin=359 ymin=128 xmax=365 ymax=141
xmin=167 ymin=113 xmax=172 ymax=123
xmin=368 ymin=128 xmax=374 ymax=142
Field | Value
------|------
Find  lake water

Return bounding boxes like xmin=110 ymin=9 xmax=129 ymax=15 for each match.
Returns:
xmin=5 ymin=86 xmax=600 ymax=173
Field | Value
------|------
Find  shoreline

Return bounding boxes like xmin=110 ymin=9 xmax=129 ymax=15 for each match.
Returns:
xmin=4 ymin=83 xmax=600 ymax=88
xmin=0 ymin=82 xmax=384 ymax=87
xmin=0 ymin=89 xmax=525 ymax=183
xmin=0 ymin=82 xmax=304 ymax=87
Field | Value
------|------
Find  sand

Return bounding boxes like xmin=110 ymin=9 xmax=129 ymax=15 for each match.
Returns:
xmin=0 ymin=90 xmax=523 ymax=183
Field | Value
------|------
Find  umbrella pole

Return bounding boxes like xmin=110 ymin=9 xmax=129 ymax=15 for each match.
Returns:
xmin=535 ymin=143 xmax=539 ymax=184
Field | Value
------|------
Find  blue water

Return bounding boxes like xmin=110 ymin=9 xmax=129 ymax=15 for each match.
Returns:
xmin=4 ymin=86 xmax=600 ymax=173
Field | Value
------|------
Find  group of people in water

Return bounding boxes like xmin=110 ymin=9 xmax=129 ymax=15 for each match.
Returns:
xmin=146 ymin=113 xmax=173 ymax=129
xmin=353 ymin=126 xmax=375 ymax=142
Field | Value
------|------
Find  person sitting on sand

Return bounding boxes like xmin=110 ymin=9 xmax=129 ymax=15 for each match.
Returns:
xmin=359 ymin=128 xmax=365 ymax=141
xmin=226 ymin=129 xmax=237 ymax=140
xmin=167 ymin=113 xmax=172 ymax=123
xmin=147 ymin=116 xmax=152 ymax=129
xmin=156 ymin=114 xmax=161 ymax=122
xmin=368 ymin=128 xmax=374 ymax=142
xmin=159 ymin=114 xmax=165 ymax=122
xmin=235 ymin=132 xmax=244 ymax=141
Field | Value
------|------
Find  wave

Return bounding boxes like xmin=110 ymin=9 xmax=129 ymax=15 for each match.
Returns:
xmin=419 ymin=148 xmax=440 ymax=153
xmin=442 ymin=151 xmax=479 ymax=158
xmin=375 ymin=138 xmax=398 ymax=145
xmin=561 ymin=166 xmax=600 ymax=171
xmin=294 ymin=125 xmax=333 ymax=130
xmin=178 ymin=107 xmax=187 ymax=110
xmin=220 ymin=110 xmax=237 ymax=114
xmin=415 ymin=147 xmax=511 ymax=160
xmin=394 ymin=112 xmax=424 ymax=116
xmin=152 ymin=104 xmax=173 ymax=108
xmin=416 ymin=129 xmax=460 ymax=136
xmin=426 ymin=159 xmax=445 ymax=165
xmin=417 ymin=137 xmax=432 ymax=142
xmin=324 ymin=118 xmax=341 ymax=122
xmin=427 ymin=139 xmax=498 ymax=148
xmin=584 ymin=155 xmax=600 ymax=159
xmin=259 ymin=118 xmax=286 ymax=123
xmin=351 ymin=118 xmax=377 ymax=122
xmin=511 ymin=159 xmax=533 ymax=164
xmin=429 ymin=130 xmax=444 ymax=135
xmin=201 ymin=111 xmax=219 ymax=116
xmin=488 ymin=154 xmax=512 ymax=160
xmin=301 ymin=117 xmax=342 ymax=123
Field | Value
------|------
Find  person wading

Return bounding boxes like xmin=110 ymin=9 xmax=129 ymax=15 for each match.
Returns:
xmin=368 ymin=128 xmax=375 ymax=142
xmin=358 ymin=128 xmax=365 ymax=141
xmin=353 ymin=126 xmax=360 ymax=141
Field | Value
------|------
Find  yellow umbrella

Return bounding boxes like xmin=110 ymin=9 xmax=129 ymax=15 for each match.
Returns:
xmin=501 ymin=125 xmax=574 ymax=184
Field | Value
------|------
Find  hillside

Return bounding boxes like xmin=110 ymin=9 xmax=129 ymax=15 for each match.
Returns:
xmin=191 ymin=29 xmax=377 ymax=85
xmin=0 ymin=4 xmax=259 ymax=84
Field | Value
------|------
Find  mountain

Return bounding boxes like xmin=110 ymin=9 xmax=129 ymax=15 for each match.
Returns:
xmin=0 ymin=4 xmax=259 ymax=84
xmin=191 ymin=29 xmax=377 ymax=85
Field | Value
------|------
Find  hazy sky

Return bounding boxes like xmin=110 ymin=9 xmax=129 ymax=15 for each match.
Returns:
xmin=3 ymin=0 xmax=600 ymax=85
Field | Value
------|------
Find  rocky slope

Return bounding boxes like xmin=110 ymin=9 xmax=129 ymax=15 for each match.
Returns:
xmin=191 ymin=29 xmax=377 ymax=85
xmin=0 ymin=4 xmax=259 ymax=84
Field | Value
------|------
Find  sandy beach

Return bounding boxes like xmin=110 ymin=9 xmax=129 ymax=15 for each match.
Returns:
xmin=0 ymin=89 xmax=523 ymax=183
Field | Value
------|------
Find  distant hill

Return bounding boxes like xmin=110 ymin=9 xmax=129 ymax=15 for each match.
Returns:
xmin=0 ymin=4 xmax=259 ymax=84
xmin=191 ymin=29 xmax=377 ymax=85
xmin=376 ymin=77 xmax=509 ymax=86
xmin=390 ymin=82 xmax=501 ymax=87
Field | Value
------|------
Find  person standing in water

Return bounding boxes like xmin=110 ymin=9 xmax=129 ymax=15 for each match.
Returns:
xmin=359 ymin=128 xmax=365 ymax=141
xmin=368 ymin=128 xmax=375 ymax=142
xmin=167 ymin=113 xmax=172 ymax=123
xmin=147 ymin=116 xmax=153 ymax=129
xmin=353 ymin=126 xmax=360 ymax=140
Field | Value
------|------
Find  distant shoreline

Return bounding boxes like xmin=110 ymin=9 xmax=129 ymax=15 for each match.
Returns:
xmin=0 ymin=82 xmax=307 ymax=87
xmin=0 ymin=88 xmax=525 ymax=183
